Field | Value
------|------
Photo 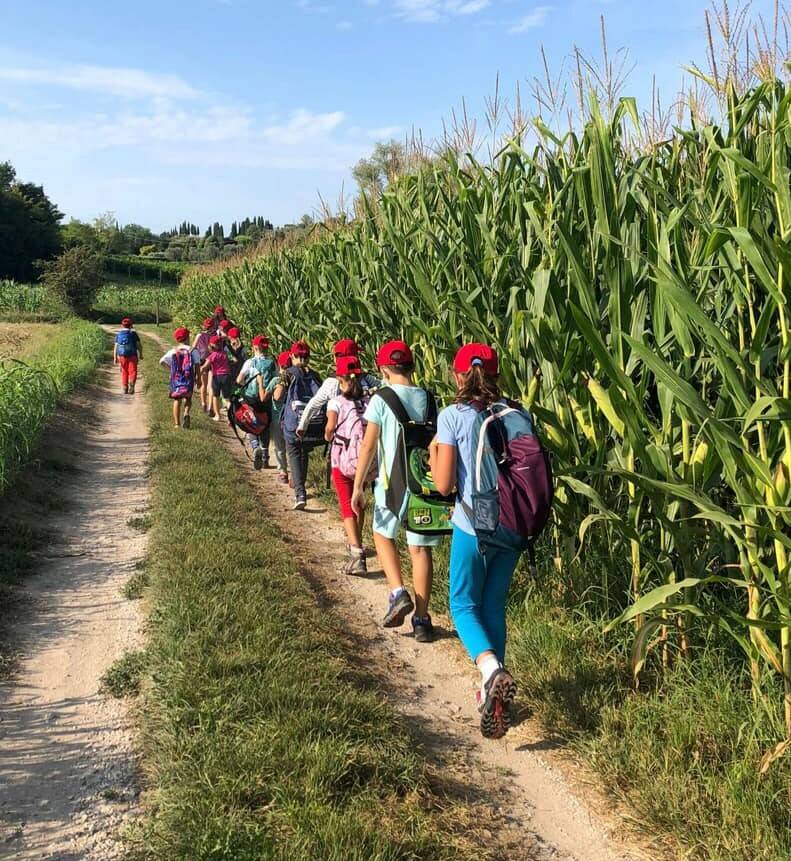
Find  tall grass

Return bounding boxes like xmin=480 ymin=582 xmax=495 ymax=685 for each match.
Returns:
xmin=0 ymin=281 xmax=50 ymax=314
xmin=0 ymin=320 xmax=106 ymax=490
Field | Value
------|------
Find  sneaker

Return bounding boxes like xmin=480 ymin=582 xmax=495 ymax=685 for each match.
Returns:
xmin=253 ymin=448 xmax=264 ymax=470
xmin=278 ymin=472 xmax=289 ymax=485
xmin=128 ymin=382 xmax=135 ymax=395
xmin=293 ymin=499 xmax=306 ymax=511
xmin=412 ymin=614 xmax=435 ymax=643
xmin=477 ymin=668 xmax=517 ymax=740
xmin=122 ymin=384 xmax=129 ymax=394
xmin=342 ymin=550 xmax=367 ymax=576
xmin=182 ymin=414 xmax=191 ymax=429
xmin=212 ymin=414 xmax=220 ymax=423
xmin=383 ymin=590 xmax=414 ymax=628
xmin=262 ymin=457 xmax=270 ymax=469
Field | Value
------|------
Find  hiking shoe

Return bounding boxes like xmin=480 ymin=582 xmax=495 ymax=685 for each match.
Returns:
xmin=383 ymin=590 xmax=414 ymax=628
xmin=262 ymin=457 xmax=270 ymax=469
xmin=278 ymin=472 xmax=289 ymax=485
xmin=182 ymin=414 xmax=191 ymax=430
xmin=253 ymin=448 xmax=264 ymax=470
xmin=122 ymin=384 xmax=129 ymax=394
xmin=293 ymin=499 xmax=306 ymax=511
xmin=477 ymin=668 xmax=517 ymax=740
xmin=412 ymin=614 xmax=435 ymax=643
xmin=128 ymin=382 xmax=135 ymax=395
xmin=212 ymin=414 xmax=220 ymax=422
xmin=342 ymin=550 xmax=367 ymax=576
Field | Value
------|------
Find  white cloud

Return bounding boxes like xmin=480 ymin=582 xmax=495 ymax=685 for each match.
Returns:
xmin=0 ymin=64 xmax=200 ymax=100
xmin=367 ymin=125 xmax=403 ymax=139
xmin=509 ymin=5 xmax=551 ymax=33
xmin=390 ymin=0 xmax=491 ymax=22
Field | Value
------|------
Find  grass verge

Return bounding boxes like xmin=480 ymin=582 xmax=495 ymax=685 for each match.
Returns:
xmin=132 ymin=344 xmax=479 ymax=861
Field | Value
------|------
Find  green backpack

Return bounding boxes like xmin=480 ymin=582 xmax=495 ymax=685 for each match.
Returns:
xmin=373 ymin=387 xmax=454 ymax=536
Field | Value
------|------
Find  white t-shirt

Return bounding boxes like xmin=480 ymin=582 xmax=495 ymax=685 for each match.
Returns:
xmin=159 ymin=346 xmax=201 ymax=369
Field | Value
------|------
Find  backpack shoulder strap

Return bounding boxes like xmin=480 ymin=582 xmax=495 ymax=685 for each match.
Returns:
xmin=424 ymin=390 xmax=439 ymax=424
xmin=373 ymin=387 xmax=411 ymax=427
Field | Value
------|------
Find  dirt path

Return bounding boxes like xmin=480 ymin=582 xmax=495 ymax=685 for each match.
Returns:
xmin=0 ymin=358 xmax=148 ymax=859
xmin=216 ymin=424 xmax=656 ymax=861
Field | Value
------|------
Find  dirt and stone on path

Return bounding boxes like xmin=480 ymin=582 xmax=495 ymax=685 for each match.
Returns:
xmin=0 ymin=357 xmax=148 ymax=860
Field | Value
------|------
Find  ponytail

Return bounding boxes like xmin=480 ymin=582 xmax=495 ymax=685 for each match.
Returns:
xmin=455 ymin=365 xmax=501 ymax=406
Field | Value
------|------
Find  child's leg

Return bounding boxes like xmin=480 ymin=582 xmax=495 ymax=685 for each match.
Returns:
xmin=373 ymin=533 xmax=403 ymax=591
xmin=448 ymin=526 xmax=493 ymax=662
xmin=119 ymin=357 xmax=128 ymax=389
xmin=409 ymin=545 xmax=434 ymax=619
xmin=172 ymin=399 xmax=181 ymax=427
xmin=286 ymin=438 xmax=306 ymax=502
xmin=184 ymin=395 xmax=192 ymax=415
xmin=271 ymin=421 xmax=287 ymax=473
xmin=332 ymin=470 xmax=362 ymax=546
xmin=479 ymin=547 xmax=520 ymax=664
xmin=127 ymin=356 xmax=138 ymax=386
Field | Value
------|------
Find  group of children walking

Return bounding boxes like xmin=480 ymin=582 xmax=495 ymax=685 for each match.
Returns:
xmin=115 ymin=314 xmax=552 ymax=741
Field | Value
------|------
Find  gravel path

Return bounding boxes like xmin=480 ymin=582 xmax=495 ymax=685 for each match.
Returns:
xmin=0 ymin=361 xmax=148 ymax=860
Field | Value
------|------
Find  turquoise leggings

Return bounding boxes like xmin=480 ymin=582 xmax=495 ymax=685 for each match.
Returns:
xmin=449 ymin=526 xmax=520 ymax=664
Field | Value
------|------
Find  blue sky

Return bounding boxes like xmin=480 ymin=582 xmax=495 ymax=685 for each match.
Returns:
xmin=0 ymin=0 xmax=779 ymax=232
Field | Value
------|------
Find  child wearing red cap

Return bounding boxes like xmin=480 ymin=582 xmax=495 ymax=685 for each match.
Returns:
xmin=236 ymin=335 xmax=276 ymax=470
xmin=352 ymin=340 xmax=440 ymax=639
xmin=113 ymin=317 xmax=143 ymax=395
xmin=297 ymin=339 xmax=379 ymax=438
xmin=225 ymin=327 xmax=247 ymax=382
xmin=275 ymin=341 xmax=322 ymax=509
xmin=159 ymin=327 xmax=201 ymax=429
xmin=429 ymin=343 xmax=527 ymax=739
xmin=201 ymin=335 xmax=233 ymax=421
xmin=192 ymin=318 xmax=214 ymax=414
xmin=325 ymin=355 xmax=374 ymax=575
xmin=266 ymin=350 xmax=292 ymax=483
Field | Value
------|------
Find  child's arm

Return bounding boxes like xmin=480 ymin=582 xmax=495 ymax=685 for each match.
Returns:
xmin=351 ymin=422 xmax=380 ymax=516
xmin=297 ymin=378 xmax=334 ymax=435
xmin=324 ymin=408 xmax=339 ymax=442
xmin=273 ymin=382 xmax=285 ymax=402
xmin=113 ymin=342 xmax=118 ymax=364
xmin=257 ymin=376 xmax=266 ymax=401
xmin=136 ymin=334 xmax=143 ymax=360
xmin=429 ymin=440 xmax=456 ymax=497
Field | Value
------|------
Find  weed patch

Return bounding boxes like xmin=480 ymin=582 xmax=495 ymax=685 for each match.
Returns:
xmin=101 ymin=650 xmax=148 ymax=698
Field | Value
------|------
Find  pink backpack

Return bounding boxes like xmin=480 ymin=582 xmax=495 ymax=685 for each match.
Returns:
xmin=331 ymin=394 xmax=369 ymax=477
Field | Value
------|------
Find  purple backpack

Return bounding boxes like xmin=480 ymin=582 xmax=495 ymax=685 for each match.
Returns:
xmin=463 ymin=400 xmax=553 ymax=562
xmin=331 ymin=394 xmax=370 ymax=477
xmin=169 ymin=348 xmax=194 ymax=399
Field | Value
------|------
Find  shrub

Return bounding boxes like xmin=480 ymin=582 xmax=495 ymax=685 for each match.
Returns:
xmin=40 ymin=246 xmax=104 ymax=316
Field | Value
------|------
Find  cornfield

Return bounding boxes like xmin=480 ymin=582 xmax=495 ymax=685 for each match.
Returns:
xmin=178 ymin=79 xmax=791 ymax=736
xmin=0 ymin=321 xmax=106 ymax=490
xmin=94 ymin=284 xmax=175 ymax=314
xmin=0 ymin=281 xmax=49 ymax=314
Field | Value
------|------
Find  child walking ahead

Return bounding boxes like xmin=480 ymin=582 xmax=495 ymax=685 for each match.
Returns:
xmin=352 ymin=341 xmax=440 ymax=642
xmin=236 ymin=335 xmax=276 ymax=470
xmin=429 ymin=343 xmax=542 ymax=739
xmin=113 ymin=317 xmax=142 ymax=394
xmin=159 ymin=327 xmax=200 ymax=429
xmin=267 ymin=350 xmax=292 ymax=484
xmin=325 ymin=355 xmax=373 ymax=575
xmin=192 ymin=318 xmax=213 ymax=414
xmin=202 ymin=335 xmax=232 ymax=421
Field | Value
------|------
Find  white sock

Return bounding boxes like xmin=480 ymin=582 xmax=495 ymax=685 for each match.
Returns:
xmin=390 ymin=587 xmax=406 ymax=600
xmin=479 ymin=655 xmax=501 ymax=688
xmin=350 ymin=545 xmax=364 ymax=556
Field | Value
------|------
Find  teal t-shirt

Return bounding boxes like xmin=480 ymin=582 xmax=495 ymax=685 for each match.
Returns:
xmin=266 ymin=375 xmax=285 ymax=419
xmin=364 ymin=383 xmax=430 ymax=510
xmin=240 ymin=356 xmax=276 ymax=400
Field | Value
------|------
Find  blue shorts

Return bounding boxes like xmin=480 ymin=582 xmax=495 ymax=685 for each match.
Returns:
xmin=372 ymin=504 xmax=442 ymax=547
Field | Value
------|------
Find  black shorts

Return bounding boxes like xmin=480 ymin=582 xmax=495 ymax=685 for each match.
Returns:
xmin=211 ymin=375 xmax=233 ymax=398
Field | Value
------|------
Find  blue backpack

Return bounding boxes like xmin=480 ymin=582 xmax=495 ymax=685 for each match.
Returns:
xmin=281 ymin=366 xmax=323 ymax=445
xmin=116 ymin=329 xmax=138 ymax=358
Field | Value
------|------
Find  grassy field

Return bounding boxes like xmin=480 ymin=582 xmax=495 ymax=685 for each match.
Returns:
xmin=0 ymin=319 xmax=106 ymax=492
xmin=0 ymin=322 xmax=58 ymax=361
xmin=130 ymin=344 xmax=484 ymax=861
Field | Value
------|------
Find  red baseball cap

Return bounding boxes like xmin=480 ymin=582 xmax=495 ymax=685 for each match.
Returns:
xmin=251 ymin=334 xmax=269 ymax=348
xmin=376 ymin=340 xmax=413 ymax=367
xmin=453 ymin=343 xmax=499 ymax=375
xmin=174 ymin=327 xmax=190 ymax=343
xmin=227 ymin=327 xmax=240 ymax=338
xmin=277 ymin=350 xmax=292 ymax=369
xmin=213 ymin=306 xmax=225 ymax=316
xmin=209 ymin=335 xmax=222 ymax=347
xmin=121 ymin=317 xmax=132 ymax=327
xmin=202 ymin=317 xmax=213 ymax=329
xmin=336 ymin=356 xmax=363 ymax=377
xmin=333 ymin=339 xmax=360 ymax=358
xmin=219 ymin=319 xmax=231 ymax=331
xmin=291 ymin=340 xmax=310 ymax=357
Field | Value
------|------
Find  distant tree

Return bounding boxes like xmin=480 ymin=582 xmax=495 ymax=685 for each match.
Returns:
xmin=352 ymin=140 xmax=407 ymax=196
xmin=139 ymin=244 xmax=158 ymax=256
xmin=40 ymin=246 xmax=103 ymax=315
xmin=0 ymin=161 xmax=63 ymax=280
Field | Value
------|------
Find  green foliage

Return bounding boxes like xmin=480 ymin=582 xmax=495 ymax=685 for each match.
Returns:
xmin=0 ymin=319 xmax=105 ymax=491
xmin=100 ymin=650 xmax=148 ymax=697
xmin=40 ymin=246 xmax=104 ymax=316
xmin=0 ymin=281 xmax=49 ymax=314
xmin=0 ymin=161 xmax=62 ymax=281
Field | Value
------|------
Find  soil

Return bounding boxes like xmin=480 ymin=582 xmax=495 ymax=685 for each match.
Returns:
xmin=0 ymin=361 xmax=148 ymax=860
xmin=0 ymin=324 xmax=57 ymax=361
xmin=219 ymin=421 xmax=661 ymax=861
